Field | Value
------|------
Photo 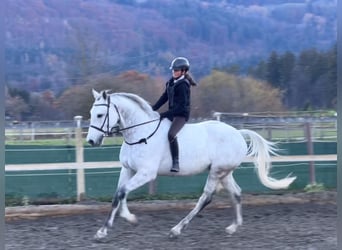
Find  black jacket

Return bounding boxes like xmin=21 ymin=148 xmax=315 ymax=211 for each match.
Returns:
xmin=152 ymin=76 xmax=191 ymax=121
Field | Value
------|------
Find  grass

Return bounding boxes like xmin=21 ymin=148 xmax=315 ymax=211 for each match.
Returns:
xmin=304 ymin=183 xmax=326 ymax=192
xmin=252 ymin=127 xmax=337 ymax=142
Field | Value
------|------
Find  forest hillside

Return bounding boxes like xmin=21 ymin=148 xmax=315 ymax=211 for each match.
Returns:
xmin=6 ymin=0 xmax=336 ymax=93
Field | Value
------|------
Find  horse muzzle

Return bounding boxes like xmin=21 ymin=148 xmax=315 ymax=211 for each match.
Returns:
xmin=87 ymin=135 xmax=104 ymax=147
xmin=88 ymin=139 xmax=96 ymax=146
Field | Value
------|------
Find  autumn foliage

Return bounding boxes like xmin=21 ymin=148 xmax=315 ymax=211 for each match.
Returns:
xmin=55 ymin=70 xmax=284 ymax=120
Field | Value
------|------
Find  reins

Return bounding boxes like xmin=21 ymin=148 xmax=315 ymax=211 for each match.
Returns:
xmin=116 ymin=118 xmax=160 ymax=132
xmin=121 ymin=118 xmax=162 ymax=145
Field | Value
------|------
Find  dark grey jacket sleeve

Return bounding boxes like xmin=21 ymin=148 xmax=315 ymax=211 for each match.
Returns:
xmin=152 ymin=90 xmax=168 ymax=111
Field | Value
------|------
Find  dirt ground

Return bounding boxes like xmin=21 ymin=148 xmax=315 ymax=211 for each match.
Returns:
xmin=5 ymin=191 xmax=337 ymax=250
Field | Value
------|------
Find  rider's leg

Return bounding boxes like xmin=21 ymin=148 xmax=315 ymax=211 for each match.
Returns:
xmin=168 ymin=116 xmax=186 ymax=172
xmin=169 ymin=137 xmax=179 ymax=172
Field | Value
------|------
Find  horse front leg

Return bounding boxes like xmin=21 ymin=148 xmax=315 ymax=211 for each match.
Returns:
xmin=94 ymin=188 xmax=123 ymax=239
xmin=169 ymin=174 xmax=218 ymax=238
xmin=95 ymin=167 xmax=134 ymax=240
xmin=95 ymin=169 xmax=156 ymax=240
xmin=119 ymin=193 xmax=138 ymax=224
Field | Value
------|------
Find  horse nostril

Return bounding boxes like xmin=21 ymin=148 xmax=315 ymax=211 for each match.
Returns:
xmin=88 ymin=139 xmax=94 ymax=146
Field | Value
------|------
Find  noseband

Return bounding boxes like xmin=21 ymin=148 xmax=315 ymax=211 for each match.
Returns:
xmin=90 ymin=96 xmax=161 ymax=145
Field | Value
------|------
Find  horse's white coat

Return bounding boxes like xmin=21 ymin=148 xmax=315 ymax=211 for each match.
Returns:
xmin=87 ymin=90 xmax=296 ymax=239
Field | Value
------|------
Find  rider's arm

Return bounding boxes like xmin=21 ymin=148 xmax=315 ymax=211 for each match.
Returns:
xmin=152 ymin=90 xmax=168 ymax=111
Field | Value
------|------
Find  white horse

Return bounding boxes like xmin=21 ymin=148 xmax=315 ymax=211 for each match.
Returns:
xmin=86 ymin=89 xmax=296 ymax=240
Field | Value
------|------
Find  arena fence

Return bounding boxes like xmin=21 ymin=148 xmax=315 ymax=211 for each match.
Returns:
xmin=5 ymin=114 xmax=337 ymax=205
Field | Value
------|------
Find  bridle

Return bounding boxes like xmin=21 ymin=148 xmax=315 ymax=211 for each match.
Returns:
xmin=90 ymin=96 xmax=113 ymax=136
xmin=90 ymin=96 xmax=161 ymax=145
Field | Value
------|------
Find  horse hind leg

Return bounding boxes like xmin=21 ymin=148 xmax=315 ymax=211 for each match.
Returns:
xmin=169 ymin=173 xmax=218 ymax=238
xmin=221 ymin=172 xmax=243 ymax=235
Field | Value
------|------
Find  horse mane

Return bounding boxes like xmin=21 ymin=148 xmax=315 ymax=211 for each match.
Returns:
xmin=112 ymin=92 xmax=154 ymax=115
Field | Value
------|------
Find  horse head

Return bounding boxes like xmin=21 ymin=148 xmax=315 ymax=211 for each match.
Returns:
xmin=86 ymin=89 xmax=120 ymax=146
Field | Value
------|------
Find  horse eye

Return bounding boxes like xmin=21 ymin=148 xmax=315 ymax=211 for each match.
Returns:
xmin=97 ymin=114 xmax=103 ymax=119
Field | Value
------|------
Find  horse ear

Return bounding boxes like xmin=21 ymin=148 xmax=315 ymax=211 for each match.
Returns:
xmin=102 ymin=90 xmax=107 ymax=100
xmin=92 ymin=89 xmax=100 ymax=99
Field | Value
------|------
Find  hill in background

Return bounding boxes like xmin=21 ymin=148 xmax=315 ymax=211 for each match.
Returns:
xmin=5 ymin=0 xmax=336 ymax=94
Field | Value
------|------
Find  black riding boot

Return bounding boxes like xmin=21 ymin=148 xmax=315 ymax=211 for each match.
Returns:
xmin=169 ymin=138 xmax=179 ymax=172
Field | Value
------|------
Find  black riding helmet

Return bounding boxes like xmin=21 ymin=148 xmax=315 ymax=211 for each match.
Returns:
xmin=169 ymin=57 xmax=190 ymax=71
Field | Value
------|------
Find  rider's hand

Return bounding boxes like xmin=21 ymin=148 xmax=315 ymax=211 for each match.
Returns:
xmin=159 ymin=112 xmax=168 ymax=119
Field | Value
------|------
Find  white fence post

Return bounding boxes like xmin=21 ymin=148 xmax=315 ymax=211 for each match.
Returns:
xmin=213 ymin=112 xmax=221 ymax=121
xmin=30 ymin=122 xmax=35 ymax=141
xmin=304 ymin=122 xmax=316 ymax=185
xmin=74 ymin=115 xmax=85 ymax=201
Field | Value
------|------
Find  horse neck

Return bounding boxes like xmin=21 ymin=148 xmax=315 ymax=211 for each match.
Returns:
xmin=115 ymin=96 xmax=157 ymax=138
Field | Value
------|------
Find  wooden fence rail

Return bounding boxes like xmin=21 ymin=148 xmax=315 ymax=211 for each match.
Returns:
xmin=5 ymin=154 xmax=337 ymax=171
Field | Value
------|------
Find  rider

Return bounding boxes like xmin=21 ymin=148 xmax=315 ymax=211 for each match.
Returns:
xmin=152 ymin=57 xmax=197 ymax=172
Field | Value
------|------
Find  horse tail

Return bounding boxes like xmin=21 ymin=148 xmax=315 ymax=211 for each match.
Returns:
xmin=239 ymin=129 xmax=296 ymax=190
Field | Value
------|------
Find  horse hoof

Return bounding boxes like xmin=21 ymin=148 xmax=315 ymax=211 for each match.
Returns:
xmin=120 ymin=212 xmax=138 ymax=224
xmin=168 ymin=228 xmax=181 ymax=239
xmin=168 ymin=232 xmax=178 ymax=239
xmin=225 ymin=224 xmax=237 ymax=235
xmin=128 ymin=214 xmax=138 ymax=224
xmin=94 ymin=228 xmax=107 ymax=240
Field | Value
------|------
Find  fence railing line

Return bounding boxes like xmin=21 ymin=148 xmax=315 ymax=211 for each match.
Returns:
xmin=5 ymin=154 xmax=337 ymax=172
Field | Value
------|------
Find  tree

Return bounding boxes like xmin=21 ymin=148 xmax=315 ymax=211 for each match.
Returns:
xmin=5 ymin=86 xmax=30 ymax=121
xmin=248 ymin=45 xmax=337 ymax=110
xmin=5 ymin=86 xmax=31 ymax=121
xmin=278 ymin=52 xmax=295 ymax=87
xmin=56 ymin=71 xmax=162 ymax=119
xmin=65 ymin=26 xmax=108 ymax=86
xmin=325 ymin=45 xmax=337 ymax=107
xmin=29 ymin=91 xmax=62 ymax=120
xmin=289 ymin=48 xmax=328 ymax=109
xmin=278 ymin=51 xmax=296 ymax=106
xmin=265 ymin=51 xmax=281 ymax=88
xmin=191 ymin=70 xmax=284 ymax=118
xmin=248 ymin=60 xmax=267 ymax=80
